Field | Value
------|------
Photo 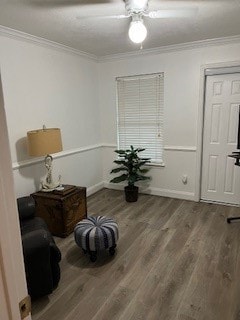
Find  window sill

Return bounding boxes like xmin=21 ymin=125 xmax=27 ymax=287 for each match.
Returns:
xmin=146 ymin=162 xmax=165 ymax=168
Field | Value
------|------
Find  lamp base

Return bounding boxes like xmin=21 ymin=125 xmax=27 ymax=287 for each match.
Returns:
xmin=40 ymin=154 xmax=61 ymax=192
xmin=41 ymin=180 xmax=61 ymax=192
xmin=41 ymin=187 xmax=57 ymax=193
xmin=41 ymin=181 xmax=61 ymax=192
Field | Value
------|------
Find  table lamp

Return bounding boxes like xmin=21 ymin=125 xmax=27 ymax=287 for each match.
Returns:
xmin=27 ymin=125 xmax=63 ymax=191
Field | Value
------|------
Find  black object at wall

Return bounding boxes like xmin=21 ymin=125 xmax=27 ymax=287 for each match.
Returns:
xmin=227 ymin=105 xmax=240 ymax=223
xmin=17 ymin=196 xmax=61 ymax=298
xmin=238 ymin=104 xmax=240 ymax=150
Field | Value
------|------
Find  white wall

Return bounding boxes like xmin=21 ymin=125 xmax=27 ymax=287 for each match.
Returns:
xmin=1 ymin=30 xmax=240 ymax=202
xmin=0 ymin=73 xmax=30 ymax=320
xmin=98 ymin=42 xmax=240 ymax=200
xmin=0 ymin=35 xmax=103 ymax=197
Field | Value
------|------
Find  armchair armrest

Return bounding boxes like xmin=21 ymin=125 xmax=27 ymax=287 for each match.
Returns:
xmin=21 ymin=229 xmax=49 ymax=256
xmin=17 ymin=196 xmax=35 ymax=221
xmin=21 ymin=229 xmax=53 ymax=298
xmin=18 ymin=200 xmax=62 ymax=298
xmin=50 ymin=242 xmax=62 ymax=263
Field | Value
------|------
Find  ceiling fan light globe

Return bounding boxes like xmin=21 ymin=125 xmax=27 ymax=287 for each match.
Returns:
xmin=128 ymin=20 xmax=147 ymax=44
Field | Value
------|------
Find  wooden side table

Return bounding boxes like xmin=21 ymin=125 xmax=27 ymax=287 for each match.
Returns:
xmin=31 ymin=185 xmax=87 ymax=237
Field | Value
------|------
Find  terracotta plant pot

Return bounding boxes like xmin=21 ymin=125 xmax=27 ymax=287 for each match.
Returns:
xmin=124 ymin=186 xmax=139 ymax=202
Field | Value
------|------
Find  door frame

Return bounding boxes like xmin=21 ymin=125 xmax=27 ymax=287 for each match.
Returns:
xmin=0 ymin=73 xmax=31 ymax=320
xmin=195 ymin=60 xmax=240 ymax=202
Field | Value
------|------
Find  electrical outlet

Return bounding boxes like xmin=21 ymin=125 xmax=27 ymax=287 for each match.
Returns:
xmin=182 ymin=174 xmax=188 ymax=184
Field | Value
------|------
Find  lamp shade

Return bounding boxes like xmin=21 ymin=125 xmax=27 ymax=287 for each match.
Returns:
xmin=27 ymin=128 xmax=62 ymax=157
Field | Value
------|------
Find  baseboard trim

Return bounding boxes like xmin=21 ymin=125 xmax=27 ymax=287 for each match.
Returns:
xmin=104 ymin=182 xmax=195 ymax=201
xmin=87 ymin=182 xmax=105 ymax=197
xmin=200 ymin=199 xmax=240 ymax=207
xmin=141 ymin=187 xmax=195 ymax=201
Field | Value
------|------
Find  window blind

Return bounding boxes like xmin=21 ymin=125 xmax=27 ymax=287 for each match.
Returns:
xmin=116 ymin=73 xmax=164 ymax=164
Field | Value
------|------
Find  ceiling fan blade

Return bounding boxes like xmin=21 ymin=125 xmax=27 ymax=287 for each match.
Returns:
xmin=28 ymin=0 xmax=115 ymax=8
xmin=149 ymin=0 xmax=222 ymax=4
xmin=147 ymin=8 xmax=198 ymax=18
xmin=76 ymin=14 xmax=129 ymax=20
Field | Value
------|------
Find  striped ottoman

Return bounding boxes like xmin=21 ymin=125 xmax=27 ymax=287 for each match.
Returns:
xmin=74 ymin=216 xmax=119 ymax=262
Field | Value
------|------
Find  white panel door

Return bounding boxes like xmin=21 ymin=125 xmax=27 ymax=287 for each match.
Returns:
xmin=201 ymin=73 xmax=240 ymax=205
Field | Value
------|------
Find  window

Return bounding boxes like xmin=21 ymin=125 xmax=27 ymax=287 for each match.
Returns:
xmin=116 ymin=73 xmax=164 ymax=165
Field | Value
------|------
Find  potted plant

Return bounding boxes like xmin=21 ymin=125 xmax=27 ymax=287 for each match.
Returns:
xmin=110 ymin=145 xmax=151 ymax=202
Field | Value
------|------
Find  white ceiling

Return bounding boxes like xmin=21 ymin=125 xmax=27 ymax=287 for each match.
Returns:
xmin=0 ymin=0 xmax=240 ymax=57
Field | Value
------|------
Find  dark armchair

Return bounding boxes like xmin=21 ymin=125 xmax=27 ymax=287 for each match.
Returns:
xmin=17 ymin=196 xmax=61 ymax=298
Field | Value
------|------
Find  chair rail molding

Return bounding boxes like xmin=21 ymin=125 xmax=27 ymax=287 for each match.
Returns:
xmin=164 ymin=145 xmax=197 ymax=152
xmin=12 ymin=143 xmax=103 ymax=170
xmin=102 ymin=143 xmax=197 ymax=152
xmin=12 ymin=143 xmax=197 ymax=170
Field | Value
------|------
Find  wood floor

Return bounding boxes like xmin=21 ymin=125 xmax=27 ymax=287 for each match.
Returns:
xmin=32 ymin=189 xmax=240 ymax=320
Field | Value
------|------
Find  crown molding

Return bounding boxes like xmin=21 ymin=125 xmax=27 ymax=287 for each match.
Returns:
xmin=98 ymin=35 xmax=240 ymax=62
xmin=1 ymin=24 xmax=240 ymax=63
xmin=0 ymin=25 xmax=98 ymax=62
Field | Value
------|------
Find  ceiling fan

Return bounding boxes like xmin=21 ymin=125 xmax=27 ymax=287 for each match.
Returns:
xmin=127 ymin=0 xmax=198 ymax=43
xmin=76 ymin=0 xmax=198 ymax=44
xmin=31 ymin=0 xmax=200 ymax=44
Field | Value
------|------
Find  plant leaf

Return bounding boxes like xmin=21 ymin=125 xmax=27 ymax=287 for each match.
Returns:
xmin=136 ymin=175 xmax=151 ymax=181
xmin=110 ymin=167 xmax=127 ymax=173
xmin=136 ymin=160 xmax=151 ymax=167
xmin=114 ymin=160 xmax=127 ymax=165
xmin=114 ymin=149 xmax=126 ymax=154
xmin=139 ymin=168 xmax=149 ymax=173
xmin=110 ymin=174 xmax=128 ymax=183
xmin=110 ymin=146 xmax=152 ymax=186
